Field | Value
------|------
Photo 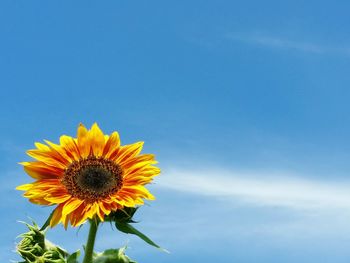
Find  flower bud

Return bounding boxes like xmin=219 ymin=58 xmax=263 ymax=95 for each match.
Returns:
xmin=17 ymin=222 xmax=46 ymax=261
xmin=16 ymin=222 xmax=67 ymax=263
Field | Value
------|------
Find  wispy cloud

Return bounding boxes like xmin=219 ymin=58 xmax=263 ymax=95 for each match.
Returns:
xmin=157 ymin=169 xmax=350 ymax=210
xmin=226 ymin=33 xmax=350 ymax=56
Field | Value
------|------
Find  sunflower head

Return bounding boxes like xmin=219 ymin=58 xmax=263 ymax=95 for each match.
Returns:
xmin=17 ymin=123 xmax=160 ymax=228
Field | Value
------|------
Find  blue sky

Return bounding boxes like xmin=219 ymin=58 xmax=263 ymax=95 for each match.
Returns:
xmin=1 ymin=0 xmax=350 ymax=262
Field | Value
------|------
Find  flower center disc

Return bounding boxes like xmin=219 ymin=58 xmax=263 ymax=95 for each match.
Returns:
xmin=62 ymin=156 xmax=123 ymax=202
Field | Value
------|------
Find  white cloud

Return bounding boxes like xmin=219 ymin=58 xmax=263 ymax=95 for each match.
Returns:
xmin=156 ymin=169 xmax=350 ymax=210
xmin=226 ymin=33 xmax=350 ymax=56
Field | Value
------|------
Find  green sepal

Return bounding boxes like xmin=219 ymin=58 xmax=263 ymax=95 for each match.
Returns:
xmin=105 ymin=207 xmax=139 ymax=224
xmin=115 ymin=221 xmax=168 ymax=252
xmin=66 ymin=250 xmax=80 ymax=263
xmin=106 ymin=207 xmax=168 ymax=252
xmin=93 ymin=247 xmax=137 ymax=263
xmin=40 ymin=209 xmax=55 ymax=231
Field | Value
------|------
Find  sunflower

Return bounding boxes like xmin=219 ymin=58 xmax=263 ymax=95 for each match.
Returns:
xmin=17 ymin=123 xmax=160 ymax=228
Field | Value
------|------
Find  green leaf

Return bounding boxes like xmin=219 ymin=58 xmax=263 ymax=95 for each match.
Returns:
xmin=67 ymin=250 xmax=80 ymax=263
xmin=115 ymin=221 xmax=168 ymax=253
xmin=40 ymin=209 xmax=55 ymax=231
xmin=93 ymin=247 xmax=136 ymax=263
xmin=105 ymin=207 xmax=139 ymax=223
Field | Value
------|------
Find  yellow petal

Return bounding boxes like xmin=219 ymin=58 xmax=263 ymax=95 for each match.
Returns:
xmin=98 ymin=201 xmax=111 ymax=216
xmin=62 ymin=198 xmax=84 ymax=217
xmin=23 ymin=163 xmax=63 ymax=179
xmin=70 ymin=203 xmax=85 ymax=226
xmin=123 ymin=176 xmax=153 ymax=186
xmin=123 ymin=164 xmax=160 ymax=181
xmin=50 ymin=204 xmax=64 ymax=227
xmin=88 ymin=123 xmax=105 ymax=157
xmin=44 ymin=140 xmax=72 ymax=164
xmin=96 ymin=205 xmax=105 ymax=221
xmin=45 ymin=194 xmax=71 ymax=204
xmin=120 ymin=185 xmax=155 ymax=200
xmin=74 ymin=206 xmax=90 ymax=226
xmin=103 ymin=132 xmax=120 ymax=157
xmin=26 ymin=150 xmax=67 ymax=169
xmin=86 ymin=202 xmax=99 ymax=219
xmin=77 ymin=123 xmax=90 ymax=158
xmin=60 ymin=135 xmax=81 ymax=161
xmin=114 ymin=142 xmax=144 ymax=163
xmin=29 ymin=197 xmax=52 ymax=205
xmin=34 ymin=142 xmax=50 ymax=151
xmin=16 ymin=184 xmax=33 ymax=191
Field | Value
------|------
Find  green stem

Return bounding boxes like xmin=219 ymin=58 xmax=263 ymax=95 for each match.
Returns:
xmin=82 ymin=219 xmax=99 ymax=263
